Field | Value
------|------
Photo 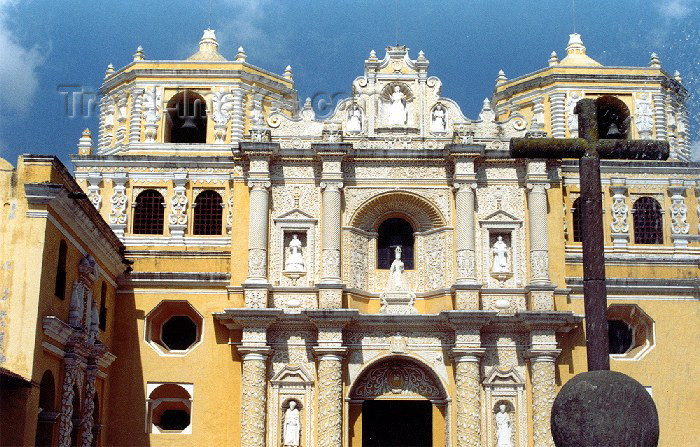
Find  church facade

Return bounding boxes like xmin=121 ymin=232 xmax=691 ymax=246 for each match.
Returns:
xmin=1 ymin=29 xmax=699 ymax=447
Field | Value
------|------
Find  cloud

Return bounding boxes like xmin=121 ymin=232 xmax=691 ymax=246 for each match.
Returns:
xmin=0 ymin=0 xmax=45 ymax=114
xmin=657 ymin=0 xmax=693 ymax=19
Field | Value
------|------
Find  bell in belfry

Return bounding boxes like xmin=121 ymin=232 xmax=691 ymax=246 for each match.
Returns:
xmin=606 ymin=122 xmax=623 ymax=138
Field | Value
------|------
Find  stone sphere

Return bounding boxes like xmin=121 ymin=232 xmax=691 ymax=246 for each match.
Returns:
xmin=551 ymin=370 xmax=659 ymax=447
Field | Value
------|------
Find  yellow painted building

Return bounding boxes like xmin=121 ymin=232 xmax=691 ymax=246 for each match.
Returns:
xmin=1 ymin=30 xmax=698 ymax=446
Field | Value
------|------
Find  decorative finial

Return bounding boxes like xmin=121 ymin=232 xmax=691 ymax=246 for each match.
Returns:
xmin=284 ymin=65 xmax=293 ymax=81
xmin=566 ymin=33 xmax=586 ymax=55
xmin=549 ymin=51 xmax=560 ymax=66
xmin=482 ymin=98 xmax=492 ymax=111
xmin=649 ymin=52 xmax=661 ymax=68
xmin=77 ymin=128 xmax=94 ymax=155
xmin=674 ymin=70 xmax=683 ymax=82
xmin=417 ymin=50 xmax=426 ymax=61
xmin=104 ymin=63 xmax=114 ymax=79
xmin=303 ymin=97 xmax=312 ymax=111
xmin=236 ymin=46 xmax=247 ymax=62
xmin=369 ymin=49 xmax=377 ymax=61
xmin=133 ymin=46 xmax=144 ymax=61
xmin=496 ymin=69 xmax=507 ymax=85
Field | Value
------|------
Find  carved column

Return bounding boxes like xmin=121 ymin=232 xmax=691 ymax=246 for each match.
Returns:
xmin=108 ymin=172 xmax=128 ymax=237
xmin=549 ymin=92 xmax=567 ymax=138
xmin=609 ymin=179 xmax=629 ymax=248
xmin=669 ymin=179 xmax=690 ymax=248
xmin=316 ymin=144 xmax=348 ymax=309
xmin=57 ymin=356 xmax=83 ymax=447
xmin=168 ymin=172 xmax=188 ymax=241
xmin=528 ymin=349 xmax=559 ymax=447
xmin=242 ymin=144 xmax=275 ymax=308
xmin=652 ymin=92 xmax=667 ymax=140
xmin=452 ymin=349 xmax=484 ymax=447
xmin=526 ymin=162 xmax=551 ymax=285
xmin=128 ymin=88 xmax=144 ymax=145
xmin=230 ymin=88 xmax=245 ymax=143
xmin=79 ymin=363 xmax=98 ymax=447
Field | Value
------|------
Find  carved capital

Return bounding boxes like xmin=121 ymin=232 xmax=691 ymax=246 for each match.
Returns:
xmin=248 ymin=180 xmax=271 ymax=191
xmin=320 ymin=181 xmax=343 ymax=192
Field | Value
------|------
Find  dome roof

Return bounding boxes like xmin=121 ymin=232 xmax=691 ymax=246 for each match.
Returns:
xmin=188 ymin=29 xmax=227 ymax=61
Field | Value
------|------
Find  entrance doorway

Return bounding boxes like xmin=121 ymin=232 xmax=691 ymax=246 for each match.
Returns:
xmin=362 ymin=400 xmax=432 ymax=447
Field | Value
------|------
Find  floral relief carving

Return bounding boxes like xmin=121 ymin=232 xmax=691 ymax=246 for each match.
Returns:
xmin=669 ymin=190 xmax=689 ymax=235
xmin=455 ymin=360 xmax=481 ymax=447
xmin=317 ymin=358 xmax=343 ymax=447
xmin=57 ymin=360 xmax=84 ymax=447
xmin=241 ymin=358 xmax=268 ymax=447
xmin=248 ymin=248 xmax=267 ymax=278
xmin=531 ymin=359 xmax=556 ymax=447
xmin=350 ymin=359 xmax=444 ymax=400
xmin=244 ymin=288 xmax=268 ymax=308
xmin=168 ymin=187 xmax=188 ymax=226
xmin=108 ymin=184 xmax=127 ymax=225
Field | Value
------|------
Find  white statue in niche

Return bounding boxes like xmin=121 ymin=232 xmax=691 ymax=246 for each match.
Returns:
xmin=491 ymin=236 xmax=510 ymax=273
xmin=282 ymin=401 xmax=301 ymax=447
xmin=387 ymin=246 xmax=408 ymax=291
xmin=285 ymin=234 xmax=305 ymax=272
xmin=347 ymin=104 xmax=362 ymax=133
xmin=388 ymin=85 xmax=407 ymax=126
xmin=431 ymin=104 xmax=447 ymax=133
xmin=495 ymin=404 xmax=513 ymax=447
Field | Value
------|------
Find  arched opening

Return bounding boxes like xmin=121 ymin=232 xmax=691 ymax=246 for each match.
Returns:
xmin=132 ymin=190 xmax=165 ymax=235
xmin=165 ymin=91 xmax=207 ymax=144
xmin=148 ymin=383 xmax=192 ymax=434
xmin=596 ymin=96 xmax=630 ymax=139
xmin=632 ymin=197 xmax=663 ymax=244
xmin=55 ymin=240 xmax=68 ymax=299
xmin=571 ymin=197 xmax=582 ymax=243
xmin=35 ymin=371 xmax=56 ymax=447
xmin=377 ymin=217 xmax=415 ymax=269
xmin=193 ymin=190 xmax=223 ymax=235
xmin=349 ymin=356 xmax=447 ymax=447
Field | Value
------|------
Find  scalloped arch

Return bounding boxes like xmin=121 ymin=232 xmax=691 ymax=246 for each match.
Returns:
xmin=350 ymin=191 xmax=446 ymax=232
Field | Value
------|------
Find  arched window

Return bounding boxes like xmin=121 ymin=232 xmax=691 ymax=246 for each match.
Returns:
xmin=35 ymin=371 xmax=56 ymax=447
xmin=193 ymin=190 xmax=223 ymax=235
xmin=377 ymin=218 xmax=414 ymax=270
xmin=632 ymin=197 xmax=663 ymax=244
xmin=55 ymin=240 xmax=68 ymax=299
xmin=99 ymin=282 xmax=107 ymax=332
xmin=595 ymin=96 xmax=630 ymax=139
xmin=133 ymin=190 xmax=165 ymax=235
xmin=571 ymin=197 xmax=582 ymax=243
xmin=165 ymin=91 xmax=207 ymax=144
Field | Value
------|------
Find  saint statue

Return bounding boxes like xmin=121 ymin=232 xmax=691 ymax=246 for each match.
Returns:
xmin=388 ymin=85 xmax=407 ymax=126
xmin=387 ymin=246 xmax=408 ymax=291
xmin=492 ymin=236 xmax=510 ymax=273
xmin=285 ymin=234 xmax=305 ymax=272
xmin=282 ymin=401 xmax=301 ymax=447
xmin=431 ymin=104 xmax=447 ymax=133
xmin=495 ymin=404 xmax=513 ymax=447
xmin=347 ymin=104 xmax=362 ymax=133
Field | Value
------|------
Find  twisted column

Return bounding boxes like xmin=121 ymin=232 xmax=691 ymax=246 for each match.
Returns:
xmin=453 ymin=349 xmax=483 ymax=447
xmin=57 ymin=357 xmax=82 ymax=447
xmin=79 ymin=364 xmax=98 ymax=447
xmin=529 ymin=351 xmax=559 ymax=447
xmin=454 ymin=183 xmax=477 ymax=284
xmin=321 ymin=181 xmax=343 ymax=282
xmin=239 ymin=349 xmax=269 ymax=447
xmin=315 ymin=351 xmax=345 ymax=447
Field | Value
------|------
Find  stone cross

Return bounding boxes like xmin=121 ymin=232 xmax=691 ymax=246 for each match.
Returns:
xmin=510 ymin=98 xmax=669 ymax=371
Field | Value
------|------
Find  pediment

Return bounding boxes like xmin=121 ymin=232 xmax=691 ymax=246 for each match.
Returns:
xmin=274 ymin=208 xmax=317 ymax=222
xmin=270 ymin=364 xmax=314 ymax=385
xmin=482 ymin=209 xmax=521 ymax=223
xmin=483 ymin=366 xmax=524 ymax=386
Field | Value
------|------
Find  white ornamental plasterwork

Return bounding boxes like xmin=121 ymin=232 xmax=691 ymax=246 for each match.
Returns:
xmin=169 ymin=188 xmax=188 ymax=226
xmin=271 ymin=293 xmax=318 ymax=310
xmin=610 ymin=187 xmax=630 ymax=234
xmin=103 ymin=96 xmax=116 ymax=129
xmin=347 ymin=349 xmax=382 ymax=384
xmin=344 ymin=330 xmax=450 ymax=347
xmin=271 ymin=184 xmax=320 ymax=217
xmin=269 ymin=330 xmax=316 ymax=379
xmin=424 ymin=231 xmax=446 ymax=291
xmin=345 ymin=231 xmax=369 ymax=290
xmin=269 ymin=164 xmax=318 ymax=179
xmin=344 ymin=187 xmax=450 ymax=226
xmin=670 ymin=189 xmax=689 ymax=235
xmin=349 ymin=164 xmax=452 ymax=181
xmin=192 ymin=187 xmax=224 ymax=202
xmin=108 ymin=182 xmax=128 ymax=225
xmin=86 ymin=173 xmax=102 ymax=211
xmin=480 ymin=163 xmax=526 ymax=181
xmin=349 ymin=359 xmax=444 ymax=400
xmin=482 ymin=333 xmax=528 ymax=375
xmin=142 ymin=87 xmax=162 ymax=143
xmin=227 ymin=193 xmax=234 ymax=234
xmin=248 ymin=248 xmax=267 ymax=279
xmin=212 ymin=90 xmax=234 ymax=143
xmin=240 ymin=357 xmax=267 ymax=447
xmin=244 ymin=289 xmax=268 ymax=309
xmin=566 ymin=91 xmax=582 ymax=138
xmin=131 ymin=186 xmax=167 ymax=199
xmin=635 ymin=93 xmax=654 ymax=139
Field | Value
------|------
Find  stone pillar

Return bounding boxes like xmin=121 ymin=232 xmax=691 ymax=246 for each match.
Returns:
xmin=168 ymin=172 xmax=188 ymax=241
xmin=315 ymin=350 xmax=345 ymax=447
xmin=609 ymin=178 xmax=630 ymax=248
xmin=316 ymin=144 xmax=349 ymax=309
xmin=309 ymin=309 xmax=355 ymax=447
xmin=79 ymin=364 xmax=98 ymax=447
xmin=526 ymin=161 xmax=551 ymax=286
xmin=528 ymin=350 xmax=559 ymax=447
xmin=449 ymin=146 xmax=483 ymax=310
xmin=549 ymin=92 xmax=567 ymax=138
xmin=108 ymin=172 xmax=128 ymax=237
xmin=57 ymin=357 xmax=83 ymax=447
xmin=128 ymin=88 xmax=144 ymax=145
xmin=452 ymin=349 xmax=484 ymax=447
xmin=239 ymin=348 xmax=270 ymax=447
xmin=669 ymin=179 xmax=690 ymax=248
xmin=242 ymin=143 xmax=275 ymax=308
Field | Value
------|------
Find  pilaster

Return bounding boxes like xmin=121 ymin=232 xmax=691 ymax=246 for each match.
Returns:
xmin=549 ymin=92 xmax=567 ymax=138
xmin=527 ymin=348 xmax=560 ymax=447
xmin=168 ymin=172 xmax=188 ymax=242
xmin=609 ymin=178 xmax=630 ymax=248
xmin=107 ymin=172 xmax=128 ymax=238
xmin=669 ymin=179 xmax=690 ymax=248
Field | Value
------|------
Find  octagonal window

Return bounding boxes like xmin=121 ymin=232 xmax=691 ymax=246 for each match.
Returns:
xmin=145 ymin=301 xmax=203 ymax=356
xmin=607 ymin=304 xmax=655 ymax=360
